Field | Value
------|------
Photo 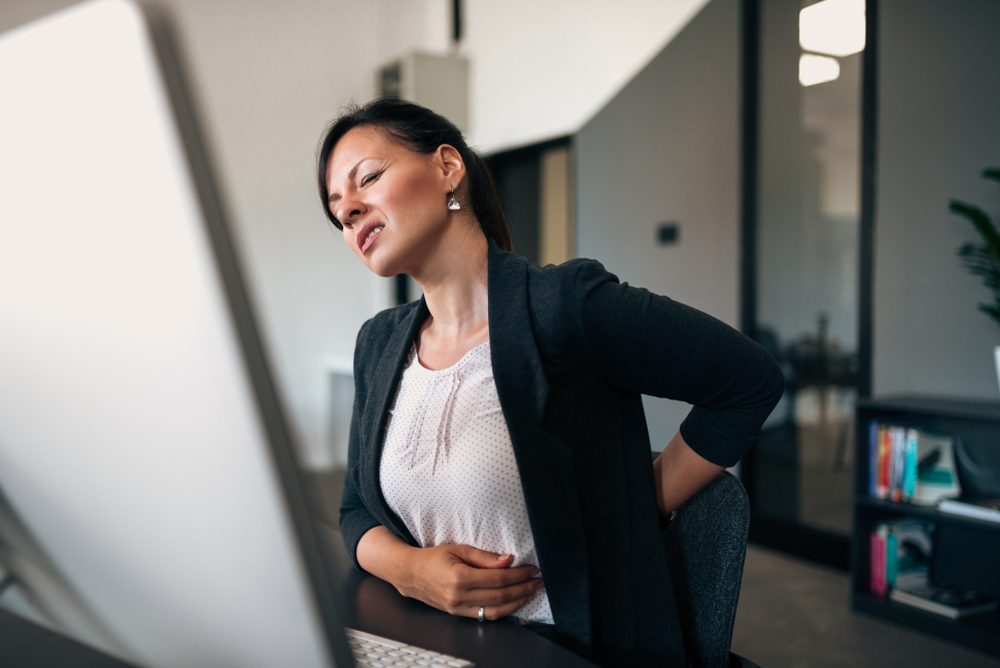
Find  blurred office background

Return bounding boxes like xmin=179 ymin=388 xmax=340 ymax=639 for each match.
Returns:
xmin=2 ymin=0 xmax=999 ymax=665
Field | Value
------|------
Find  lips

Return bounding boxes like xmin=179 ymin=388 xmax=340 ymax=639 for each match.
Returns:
xmin=356 ymin=221 xmax=384 ymax=254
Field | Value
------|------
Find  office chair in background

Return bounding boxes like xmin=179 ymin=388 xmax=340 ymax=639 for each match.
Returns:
xmin=663 ymin=471 xmax=761 ymax=668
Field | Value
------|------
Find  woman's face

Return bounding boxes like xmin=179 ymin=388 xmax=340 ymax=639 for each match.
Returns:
xmin=325 ymin=125 xmax=458 ymax=277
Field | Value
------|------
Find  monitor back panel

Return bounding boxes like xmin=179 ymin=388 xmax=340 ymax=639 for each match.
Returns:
xmin=0 ymin=2 xmax=333 ymax=665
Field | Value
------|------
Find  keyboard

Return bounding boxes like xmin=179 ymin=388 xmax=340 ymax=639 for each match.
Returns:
xmin=345 ymin=627 xmax=475 ymax=667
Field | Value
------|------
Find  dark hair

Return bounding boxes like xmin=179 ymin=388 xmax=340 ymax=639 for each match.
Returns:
xmin=316 ymin=97 xmax=512 ymax=251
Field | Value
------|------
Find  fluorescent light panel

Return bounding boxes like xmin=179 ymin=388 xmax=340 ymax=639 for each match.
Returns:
xmin=799 ymin=0 xmax=866 ymax=57
xmin=799 ymin=53 xmax=841 ymax=86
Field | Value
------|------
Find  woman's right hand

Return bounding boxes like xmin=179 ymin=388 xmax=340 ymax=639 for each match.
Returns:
xmin=357 ymin=526 xmax=543 ymax=621
xmin=396 ymin=544 xmax=543 ymax=621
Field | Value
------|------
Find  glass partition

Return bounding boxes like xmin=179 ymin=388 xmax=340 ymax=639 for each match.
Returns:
xmin=747 ymin=0 xmax=865 ymax=563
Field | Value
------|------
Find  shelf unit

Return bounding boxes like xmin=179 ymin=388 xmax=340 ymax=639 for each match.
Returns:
xmin=851 ymin=395 xmax=1000 ymax=658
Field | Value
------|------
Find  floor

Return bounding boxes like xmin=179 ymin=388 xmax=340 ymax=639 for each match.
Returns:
xmin=733 ymin=545 xmax=1000 ymax=668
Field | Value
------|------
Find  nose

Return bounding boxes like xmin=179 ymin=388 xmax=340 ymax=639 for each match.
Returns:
xmin=336 ymin=194 xmax=366 ymax=229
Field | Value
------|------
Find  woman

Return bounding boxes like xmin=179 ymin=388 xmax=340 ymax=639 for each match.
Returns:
xmin=317 ymin=98 xmax=783 ymax=665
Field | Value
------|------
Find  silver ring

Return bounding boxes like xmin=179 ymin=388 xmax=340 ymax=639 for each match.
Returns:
xmin=477 ymin=606 xmax=485 ymax=623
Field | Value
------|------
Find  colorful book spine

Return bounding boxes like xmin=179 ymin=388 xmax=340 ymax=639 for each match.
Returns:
xmin=891 ymin=426 xmax=905 ymax=502
xmin=868 ymin=420 xmax=878 ymax=496
xmin=870 ymin=525 xmax=888 ymax=597
xmin=885 ymin=527 xmax=899 ymax=587
xmin=876 ymin=425 xmax=890 ymax=499
xmin=903 ymin=428 xmax=918 ymax=500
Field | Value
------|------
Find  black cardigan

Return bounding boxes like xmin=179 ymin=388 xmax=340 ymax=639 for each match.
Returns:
xmin=340 ymin=240 xmax=784 ymax=665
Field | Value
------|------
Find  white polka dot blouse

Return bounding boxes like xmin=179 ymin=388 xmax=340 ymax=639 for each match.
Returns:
xmin=379 ymin=341 xmax=553 ymax=624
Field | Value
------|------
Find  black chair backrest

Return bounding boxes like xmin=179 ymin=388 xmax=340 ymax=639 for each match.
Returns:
xmin=663 ymin=471 xmax=750 ymax=668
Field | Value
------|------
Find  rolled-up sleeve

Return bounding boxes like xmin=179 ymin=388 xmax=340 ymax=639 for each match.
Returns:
xmin=339 ymin=319 xmax=382 ymax=571
xmin=574 ymin=259 xmax=784 ymax=467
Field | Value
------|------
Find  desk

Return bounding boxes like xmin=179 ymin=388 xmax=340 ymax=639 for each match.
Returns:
xmin=316 ymin=521 xmax=596 ymax=668
xmin=0 ymin=524 xmax=594 ymax=668
xmin=337 ymin=570 xmax=593 ymax=667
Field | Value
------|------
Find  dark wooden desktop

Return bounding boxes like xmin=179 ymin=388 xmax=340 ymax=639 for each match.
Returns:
xmin=317 ymin=521 xmax=596 ymax=668
xmin=0 ymin=522 xmax=594 ymax=668
xmin=337 ymin=567 xmax=593 ymax=667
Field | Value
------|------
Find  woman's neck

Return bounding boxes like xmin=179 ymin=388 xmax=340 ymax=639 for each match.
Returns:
xmin=411 ymin=221 xmax=489 ymax=344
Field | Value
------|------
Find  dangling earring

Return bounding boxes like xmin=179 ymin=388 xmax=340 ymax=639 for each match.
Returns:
xmin=447 ymin=191 xmax=461 ymax=211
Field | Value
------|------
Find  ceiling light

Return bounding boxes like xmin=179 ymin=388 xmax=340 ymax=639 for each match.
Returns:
xmin=799 ymin=0 xmax=866 ymax=57
xmin=799 ymin=53 xmax=841 ymax=86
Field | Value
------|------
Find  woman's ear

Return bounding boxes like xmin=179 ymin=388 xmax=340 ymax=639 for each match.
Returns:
xmin=435 ymin=144 xmax=466 ymax=187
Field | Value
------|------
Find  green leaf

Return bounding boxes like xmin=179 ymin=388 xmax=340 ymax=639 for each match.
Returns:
xmin=977 ymin=303 xmax=1000 ymax=327
xmin=952 ymin=168 xmax=1000 ymax=328
xmin=959 ymin=254 xmax=991 ymax=270
xmin=957 ymin=242 xmax=986 ymax=258
xmin=951 ymin=200 xmax=1000 ymax=266
xmin=957 ymin=242 xmax=1000 ymax=292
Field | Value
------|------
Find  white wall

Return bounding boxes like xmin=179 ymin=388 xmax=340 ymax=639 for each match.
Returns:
xmin=165 ymin=0 xmax=448 ymax=468
xmin=460 ymin=0 xmax=709 ymax=153
xmin=874 ymin=0 xmax=1000 ymax=399
xmin=575 ymin=0 xmax=741 ymax=450
xmin=0 ymin=0 xmax=442 ymax=469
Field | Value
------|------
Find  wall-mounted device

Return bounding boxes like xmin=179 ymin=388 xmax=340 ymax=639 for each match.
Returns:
xmin=378 ymin=52 xmax=469 ymax=132
xmin=657 ymin=221 xmax=681 ymax=245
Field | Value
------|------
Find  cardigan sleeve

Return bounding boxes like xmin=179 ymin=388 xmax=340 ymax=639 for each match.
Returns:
xmin=573 ymin=259 xmax=784 ymax=467
xmin=339 ymin=318 xmax=382 ymax=571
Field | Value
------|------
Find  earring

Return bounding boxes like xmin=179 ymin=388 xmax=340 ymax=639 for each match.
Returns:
xmin=447 ymin=191 xmax=461 ymax=211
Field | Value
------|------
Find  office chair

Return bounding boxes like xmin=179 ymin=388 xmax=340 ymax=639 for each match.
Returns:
xmin=662 ymin=471 xmax=760 ymax=668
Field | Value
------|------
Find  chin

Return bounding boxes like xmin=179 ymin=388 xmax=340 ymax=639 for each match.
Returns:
xmin=363 ymin=252 xmax=401 ymax=278
xmin=369 ymin=265 xmax=397 ymax=278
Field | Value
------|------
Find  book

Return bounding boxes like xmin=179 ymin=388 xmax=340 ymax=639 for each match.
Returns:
xmin=868 ymin=420 xmax=878 ymax=498
xmin=870 ymin=519 xmax=933 ymax=594
xmin=868 ymin=423 xmax=961 ymax=504
xmin=870 ymin=525 xmax=888 ymax=597
xmin=885 ymin=519 xmax=933 ymax=588
xmin=890 ymin=575 xmax=999 ymax=619
xmin=910 ymin=431 xmax=962 ymax=506
xmin=938 ymin=497 xmax=1000 ymax=524
xmin=903 ymin=428 xmax=918 ymax=500
xmin=874 ymin=424 xmax=889 ymax=499
xmin=890 ymin=427 xmax=908 ymax=503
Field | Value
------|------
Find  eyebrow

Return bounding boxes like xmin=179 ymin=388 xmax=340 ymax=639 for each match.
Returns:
xmin=327 ymin=158 xmax=375 ymax=204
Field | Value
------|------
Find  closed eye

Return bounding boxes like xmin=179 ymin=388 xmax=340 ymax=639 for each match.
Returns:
xmin=360 ymin=169 xmax=384 ymax=187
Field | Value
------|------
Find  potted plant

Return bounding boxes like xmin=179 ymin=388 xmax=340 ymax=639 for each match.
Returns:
xmin=951 ymin=167 xmax=1000 ymax=392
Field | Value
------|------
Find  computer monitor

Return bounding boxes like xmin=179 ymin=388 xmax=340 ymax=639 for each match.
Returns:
xmin=0 ymin=1 xmax=352 ymax=665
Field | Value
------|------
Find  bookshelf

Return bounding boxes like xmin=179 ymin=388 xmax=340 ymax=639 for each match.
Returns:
xmin=852 ymin=396 xmax=1000 ymax=658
